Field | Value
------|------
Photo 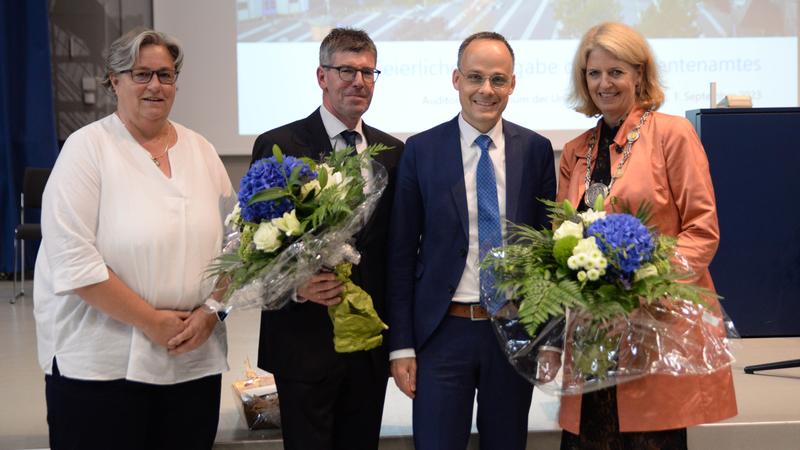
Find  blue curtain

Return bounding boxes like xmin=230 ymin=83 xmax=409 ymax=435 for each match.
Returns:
xmin=0 ymin=0 xmax=59 ymax=273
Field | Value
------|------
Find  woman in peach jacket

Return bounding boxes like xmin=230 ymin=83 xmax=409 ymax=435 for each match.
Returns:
xmin=555 ymin=22 xmax=737 ymax=449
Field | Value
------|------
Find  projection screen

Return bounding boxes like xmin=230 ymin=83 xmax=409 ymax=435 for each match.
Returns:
xmin=154 ymin=0 xmax=799 ymax=155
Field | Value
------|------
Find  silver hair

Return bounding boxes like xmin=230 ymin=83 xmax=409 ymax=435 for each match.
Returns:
xmin=101 ymin=27 xmax=183 ymax=94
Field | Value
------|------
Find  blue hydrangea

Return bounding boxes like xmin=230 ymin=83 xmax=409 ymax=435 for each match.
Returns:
xmin=586 ymin=214 xmax=654 ymax=275
xmin=238 ymin=156 xmax=316 ymax=223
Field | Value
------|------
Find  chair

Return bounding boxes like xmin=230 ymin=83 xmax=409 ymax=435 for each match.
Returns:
xmin=9 ymin=167 xmax=51 ymax=304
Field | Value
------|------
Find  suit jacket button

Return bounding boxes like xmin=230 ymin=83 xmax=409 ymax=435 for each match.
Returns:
xmin=448 ymin=286 xmax=455 ymax=294
xmin=460 ymin=248 xmax=467 ymax=257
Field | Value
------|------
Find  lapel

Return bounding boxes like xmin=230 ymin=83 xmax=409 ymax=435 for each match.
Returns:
xmin=361 ymin=121 xmax=394 ymax=168
xmin=346 ymin=118 xmax=396 ymax=245
xmin=503 ymin=119 xmax=523 ymax=224
xmin=443 ymin=117 xmax=469 ymax=239
xmin=295 ymin=108 xmax=334 ymax=158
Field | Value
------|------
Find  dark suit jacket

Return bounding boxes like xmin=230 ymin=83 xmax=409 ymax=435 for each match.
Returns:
xmin=252 ymin=108 xmax=404 ymax=382
xmin=386 ymin=116 xmax=556 ymax=353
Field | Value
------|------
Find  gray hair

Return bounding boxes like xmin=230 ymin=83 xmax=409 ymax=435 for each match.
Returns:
xmin=101 ymin=27 xmax=183 ymax=93
xmin=319 ymin=28 xmax=377 ymax=66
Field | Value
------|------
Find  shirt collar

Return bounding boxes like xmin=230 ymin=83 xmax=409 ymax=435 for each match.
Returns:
xmin=320 ymin=104 xmax=364 ymax=141
xmin=458 ymin=114 xmax=503 ymax=150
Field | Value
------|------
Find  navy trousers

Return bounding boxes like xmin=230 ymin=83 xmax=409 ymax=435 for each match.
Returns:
xmin=413 ymin=315 xmax=533 ymax=450
xmin=45 ymin=358 xmax=221 ymax=450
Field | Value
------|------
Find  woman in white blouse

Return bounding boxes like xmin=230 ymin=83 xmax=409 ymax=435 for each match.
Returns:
xmin=34 ymin=28 xmax=235 ymax=449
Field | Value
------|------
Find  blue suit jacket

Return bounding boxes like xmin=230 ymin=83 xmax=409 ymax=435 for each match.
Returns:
xmin=386 ymin=116 xmax=556 ymax=353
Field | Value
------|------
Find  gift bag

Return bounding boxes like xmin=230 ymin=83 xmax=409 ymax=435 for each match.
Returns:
xmin=232 ymin=360 xmax=281 ymax=430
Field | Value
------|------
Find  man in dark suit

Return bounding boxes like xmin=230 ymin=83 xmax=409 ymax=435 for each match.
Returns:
xmin=251 ymin=28 xmax=403 ymax=450
xmin=386 ymin=32 xmax=556 ymax=450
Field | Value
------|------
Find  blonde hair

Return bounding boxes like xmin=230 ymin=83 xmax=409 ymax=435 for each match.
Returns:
xmin=568 ymin=22 xmax=664 ymax=117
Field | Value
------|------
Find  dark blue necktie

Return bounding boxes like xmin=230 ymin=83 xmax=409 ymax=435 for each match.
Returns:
xmin=340 ymin=130 xmax=358 ymax=149
xmin=475 ymin=134 xmax=504 ymax=315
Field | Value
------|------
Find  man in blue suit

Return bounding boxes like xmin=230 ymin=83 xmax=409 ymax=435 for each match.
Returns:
xmin=386 ymin=32 xmax=556 ymax=450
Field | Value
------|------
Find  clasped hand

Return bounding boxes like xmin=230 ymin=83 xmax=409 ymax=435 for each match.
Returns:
xmin=142 ymin=307 xmax=218 ymax=355
xmin=144 ymin=271 xmax=343 ymax=354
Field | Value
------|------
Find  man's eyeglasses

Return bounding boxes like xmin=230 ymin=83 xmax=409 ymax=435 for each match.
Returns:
xmin=119 ymin=69 xmax=180 ymax=85
xmin=458 ymin=69 xmax=512 ymax=90
xmin=322 ymin=65 xmax=381 ymax=83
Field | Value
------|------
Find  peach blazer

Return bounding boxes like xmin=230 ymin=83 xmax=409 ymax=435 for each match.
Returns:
xmin=557 ymin=107 xmax=738 ymax=433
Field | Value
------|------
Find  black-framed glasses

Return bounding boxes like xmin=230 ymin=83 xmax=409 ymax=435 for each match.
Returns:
xmin=458 ymin=69 xmax=511 ymax=90
xmin=322 ymin=65 xmax=381 ymax=83
xmin=119 ymin=69 xmax=179 ymax=85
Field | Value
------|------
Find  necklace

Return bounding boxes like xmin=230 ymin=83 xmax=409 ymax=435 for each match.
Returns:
xmin=150 ymin=143 xmax=170 ymax=166
xmin=583 ymin=110 xmax=651 ymax=208
xmin=118 ymin=114 xmax=173 ymax=167
xmin=150 ymin=123 xmax=174 ymax=167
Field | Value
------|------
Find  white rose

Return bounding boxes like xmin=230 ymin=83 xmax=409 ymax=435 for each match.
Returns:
xmin=224 ymin=203 xmax=241 ymax=227
xmin=300 ymin=179 xmax=321 ymax=199
xmin=328 ymin=171 xmax=344 ymax=188
xmin=319 ymin=164 xmax=352 ymax=199
xmin=329 ymin=172 xmax=352 ymax=194
xmin=578 ymin=210 xmax=606 ymax=225
xmin=253 ymin=222 xmax=282 ymax=252
xmin=553 ymin=220 xmax=583 ymax=240
xmin=319 ymin=164 xmax=348 ymax=189
xmin=271 ymin=209 xmax=302 ymax=237
xmin=587 ymin=268 xmax=600 ymax=281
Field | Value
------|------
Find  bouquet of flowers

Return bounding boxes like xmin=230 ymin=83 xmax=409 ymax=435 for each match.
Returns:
xmin=206 ymin=144 xmax=391 ymax=353
xmin=483 ymin=196 xmax=736 ymax=394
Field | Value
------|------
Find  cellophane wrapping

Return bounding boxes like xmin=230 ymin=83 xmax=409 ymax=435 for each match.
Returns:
xmin=483 ymin=200 xmax=738 ymax=395
xmin=489 ymin=258 xmax=738 ymax=396
xmin=205 ymin=159 xmax=388 ymax=316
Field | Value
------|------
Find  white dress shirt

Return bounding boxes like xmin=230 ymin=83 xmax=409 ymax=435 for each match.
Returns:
xmin=319 ymin=104 xmax=366 ymax=154
xmin=320 ymin=104 xmax=375 ymax=189
xmin=390 ymin=114 xmax=507 ymax=361
xmin=451 ymin=114 xmax=507 ymax=303
xmin=34 ymin=113 xmax=236 ymax=384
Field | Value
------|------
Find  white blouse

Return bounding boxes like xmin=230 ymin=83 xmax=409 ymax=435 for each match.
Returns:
xmin=34 ymin=113 xmax=236 ymax=385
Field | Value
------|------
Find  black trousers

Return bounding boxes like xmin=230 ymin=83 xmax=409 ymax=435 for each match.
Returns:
xmin=275 ymin=350 xmax=388 ymax=450
xmin=45 ymin=358 xmax=221 ymax=450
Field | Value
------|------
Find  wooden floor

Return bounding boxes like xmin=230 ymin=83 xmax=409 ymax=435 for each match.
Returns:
xmin=2 ymin=280 xmax=799 ymax=450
